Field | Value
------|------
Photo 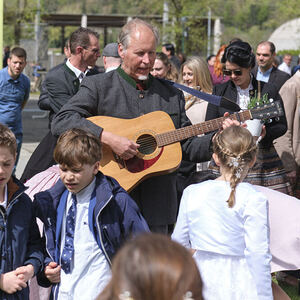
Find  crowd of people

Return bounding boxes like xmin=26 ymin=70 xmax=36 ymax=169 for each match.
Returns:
xmin=0 ymin=17 xmax=299 ymax=300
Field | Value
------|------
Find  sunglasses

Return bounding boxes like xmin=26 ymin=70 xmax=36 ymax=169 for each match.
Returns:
xmin=223 ymin=69 xmax=243 ymax=76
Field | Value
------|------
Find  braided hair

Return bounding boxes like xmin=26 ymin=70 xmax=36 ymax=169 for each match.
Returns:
xmin=213 ymin=126 xmax=257 ymax=207
xmin=221 ymin=41 xmax=255 ymax=69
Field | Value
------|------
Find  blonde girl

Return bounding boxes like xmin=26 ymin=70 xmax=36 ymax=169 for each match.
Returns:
xmin=172 ymin=126 xmax=273 ymax=300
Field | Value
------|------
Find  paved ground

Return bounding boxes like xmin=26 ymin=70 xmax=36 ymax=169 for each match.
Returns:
xmin=15 ymin=94 xmax=49 ymax=179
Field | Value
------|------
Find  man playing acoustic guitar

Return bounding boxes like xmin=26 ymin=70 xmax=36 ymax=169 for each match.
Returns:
xmin=51 ymin=18 xmax=237 ymax=233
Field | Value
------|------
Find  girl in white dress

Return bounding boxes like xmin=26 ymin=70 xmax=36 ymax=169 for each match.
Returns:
xmin=172 ymin=126 xmax=273 ymax=300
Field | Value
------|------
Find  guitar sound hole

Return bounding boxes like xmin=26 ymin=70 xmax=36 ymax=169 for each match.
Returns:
xmin=136 ymin=134 xmax=157 ymax=155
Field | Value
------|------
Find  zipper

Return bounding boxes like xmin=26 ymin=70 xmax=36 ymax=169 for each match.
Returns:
xmin=44 ymin=228 xmax=54 ymax=261
xmin=96 ymin=195 xmax=113 ymax=266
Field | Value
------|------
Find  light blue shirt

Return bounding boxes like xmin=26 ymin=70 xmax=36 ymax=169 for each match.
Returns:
xmin=58 ymin=178 xmax=111 ymax=300
xmin=256 ymin=67 xmax=272 ymax=83
xmin=0 ymin=67 xmax=30 ymax=136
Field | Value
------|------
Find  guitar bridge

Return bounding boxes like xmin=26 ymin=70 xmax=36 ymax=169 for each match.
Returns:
xmin=113 ymin=153 xmax=126 ymax=169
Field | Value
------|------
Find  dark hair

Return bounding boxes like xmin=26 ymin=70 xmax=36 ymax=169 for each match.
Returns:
xmin=98 ymin=233 xmax=203 ymax=300
xmin=69 ymin=27 xmax=99 ymax=55
xmin=10 ymin=47 xmax=27 ymax=60
xmin=163 ymin=43 xmax=175 ymax=56
xmin=257 ymin=41 xmax=276 ymax=54
xmin=206 ymin=54 xmax=216 ymax=62
xmin=229 ymin=37 xmax=243 ymax=44
xmin=221 ymin=41 xmax=255 ymax=69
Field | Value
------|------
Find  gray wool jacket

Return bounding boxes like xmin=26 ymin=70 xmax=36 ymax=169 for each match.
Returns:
xmin=51 ymin=67 xmax=213 ymax=226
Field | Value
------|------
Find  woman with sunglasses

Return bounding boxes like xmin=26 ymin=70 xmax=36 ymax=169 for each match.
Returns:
xmin=205 ymin=41 xmax=292 ymax=195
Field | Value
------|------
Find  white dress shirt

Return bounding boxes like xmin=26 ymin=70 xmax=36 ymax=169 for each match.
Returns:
xmin=278 ymin=62 xmax=292 ymax=75
xmin=236 ymin=81 xmax=253 ymax=110
xmin=58 ymin=178 xmax=111 ymax=300
xmin=66 ymin=59 xmax=88 ymax=82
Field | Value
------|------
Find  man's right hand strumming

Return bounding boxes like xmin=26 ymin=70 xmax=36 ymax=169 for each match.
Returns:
xmin=101 ymin=131 xmax=139 ymax=160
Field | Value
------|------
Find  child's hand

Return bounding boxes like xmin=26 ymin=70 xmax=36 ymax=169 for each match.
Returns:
xmin=0 ymin=271 xmax=27 ymax=294
xmin=15 ymin=265 xmax=34 ymax=283
xmin=45 ymin=262 xmax=61 ymax=283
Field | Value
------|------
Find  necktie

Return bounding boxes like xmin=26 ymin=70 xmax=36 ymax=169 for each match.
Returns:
xmin=78 ymin=72 xmax=85 ymax=82
xmin=61 ymin=194 xmax=77 ymax=274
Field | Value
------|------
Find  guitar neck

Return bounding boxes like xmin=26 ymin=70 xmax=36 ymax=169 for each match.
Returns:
xmin=156 ymin=110 xmax=252 ymax=147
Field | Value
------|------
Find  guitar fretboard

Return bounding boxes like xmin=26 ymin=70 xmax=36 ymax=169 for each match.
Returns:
xmin=156 ymin=110 xmax=252 ymax=147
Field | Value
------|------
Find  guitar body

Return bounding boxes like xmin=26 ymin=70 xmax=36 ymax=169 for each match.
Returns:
xmin=87 ymin=111 xmax=182 ymax=191
xmin=87 ymin=102 xmax=283 ymax=191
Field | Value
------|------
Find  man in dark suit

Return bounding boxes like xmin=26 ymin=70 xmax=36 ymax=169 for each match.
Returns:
xmin=51 ymin=18 xmax=214 ymax=233
xmin=252 ymin=41 xmax=290 ymax=93
xmin=21 ymin=27 xmax=100 ymax=182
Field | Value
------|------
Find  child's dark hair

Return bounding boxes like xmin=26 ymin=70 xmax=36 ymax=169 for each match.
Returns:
xmin=221 ymin=41 xmax=255 ymax=69
xmin=213 ymin=126 xmax=257 ymax=207
xmin=54 ymin=128 xmax=102 ymax=167
xmin=0 ymin=123 xmax=17 ymax=155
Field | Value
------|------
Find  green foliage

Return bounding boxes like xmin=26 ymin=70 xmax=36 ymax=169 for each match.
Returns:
xmin=277 ymin=50 xmax=300 ymax=56
xmin=3 ymin=0 xmax=300 ymax=56
xmin=248 ymin=92 xmax=269 ymax=109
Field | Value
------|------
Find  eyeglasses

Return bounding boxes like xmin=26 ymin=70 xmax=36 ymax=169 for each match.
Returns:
xmin=83 ymin=47 xmax=100 ymax=54
xmin=223 ymin=69 xmax=243 ymax=76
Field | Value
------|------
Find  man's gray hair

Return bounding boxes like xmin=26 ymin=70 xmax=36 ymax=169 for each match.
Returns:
xmin=118 ymin=18 xmax=159 ymax=49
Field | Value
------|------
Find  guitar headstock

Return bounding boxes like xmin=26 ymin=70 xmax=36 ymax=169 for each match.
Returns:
xmin=250 ymin=101 xmax=284 ymax=120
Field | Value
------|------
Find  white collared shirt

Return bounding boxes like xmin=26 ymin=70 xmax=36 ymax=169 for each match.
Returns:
xmin=66 ymin=59 xmax=88 ymax=82
xmin=278 ymin=62 xmax=292 ymax=75
xmin=236 ymin=81 xmax=254 ymax=110
xmin=0 ymin=184 xmax=8 ymax=209
xmin=58 ymin=178 xmax=111 ymax=300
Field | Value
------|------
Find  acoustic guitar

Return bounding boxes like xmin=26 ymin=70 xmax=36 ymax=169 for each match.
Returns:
xmin=87 ymin=101 xmax=283 ymax=191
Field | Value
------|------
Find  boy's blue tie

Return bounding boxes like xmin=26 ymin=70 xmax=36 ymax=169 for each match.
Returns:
xmin=61 ymin=194 xmax=77 ymax=274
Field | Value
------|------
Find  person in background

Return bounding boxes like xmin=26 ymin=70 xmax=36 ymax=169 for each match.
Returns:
xmin=150 ymin=52 xmax=178 ymax=82
xmin=162 ymin=43 xmax=181 ymax=70
xmin=98 ymin=233 xmax=203 ymax=300
xmin=34 ymin=128 xmax=149 ymax=300
xmin=274 ymin=69 xmax=300 ymax=198
xmin=0 ymin=123 xmax=43 ymax=299
xmin=177 ymin=52 xmax=186 ymax=65
xmin=3 ymin=46 xmax=10 ymax=68
xmin=102 ymin=42 xmax=122 ymax=72
xmin=173 ymin=126 xmax=273 ymax=300
xmin=278 ymin=54 xmax=292 ymax=75
xmin=252 ymin=41 xmax=290 ymax=93
xmin=210 ymin=45 xmax=230 ymax=85
xmin=291 ymin=56 xmax=300 ymax=75
xmin=20 ymin=27 xmax=100 ymax=183
xmin=0 ymin=47 xmax=30 ymax=167
xmin=206 ymin=54 xmax=216 ymax=81
xmin=175 ymin=56 xmax=213 ymax=220
xmin=180 ymin=56 xmax=213 ymax=124
xmin=206 ymin=54 xmax=216 ymax=71
xmin=206 ymin=41 xmax=291 ymax=195
xmin=31 ymin=62 xmax=42 ymax=92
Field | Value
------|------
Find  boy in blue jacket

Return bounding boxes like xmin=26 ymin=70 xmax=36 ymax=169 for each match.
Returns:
xmin=0 ymin=123 xmax=43 ymax=299
xmin=34 ymin=128 xmax=149 ymax=300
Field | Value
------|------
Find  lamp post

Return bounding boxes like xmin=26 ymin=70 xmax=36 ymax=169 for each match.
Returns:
xmin=34 ymin=0 xmax=40 ymax=63
xmin=207 ymin=6 xmax=211 ymax=57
